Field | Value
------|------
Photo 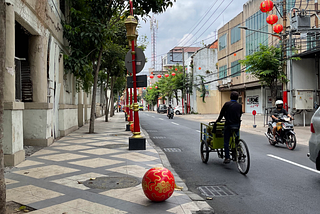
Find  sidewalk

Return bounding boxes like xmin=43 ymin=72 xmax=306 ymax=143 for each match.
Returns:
xmin=4 ymin=112 xmax=213 ymax=214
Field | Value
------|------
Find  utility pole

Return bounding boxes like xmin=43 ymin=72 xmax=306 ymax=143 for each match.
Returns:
xmin=282 ymin=0 xmax=288 ymax=109
xmin=0 ymin=0 xmax=6 ymax=212
xmin=182 ymin=48 xmax=186 ymax=114
xmin=316 ymin=0 xmax=319 ymax=28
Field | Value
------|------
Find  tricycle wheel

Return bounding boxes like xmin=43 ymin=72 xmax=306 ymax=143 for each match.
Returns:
xmin=236 ymin=139 xmax=250 ymax=175
xmin=200 ymin=140 xmax=209 ymax=163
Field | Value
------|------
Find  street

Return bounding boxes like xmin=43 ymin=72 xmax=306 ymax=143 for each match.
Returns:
xmin=140 ymin=111 xmax=320 ymax=214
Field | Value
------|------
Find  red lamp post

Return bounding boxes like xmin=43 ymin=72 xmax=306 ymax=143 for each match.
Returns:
xmin=125 ymin=1 xmax=145 ymax=148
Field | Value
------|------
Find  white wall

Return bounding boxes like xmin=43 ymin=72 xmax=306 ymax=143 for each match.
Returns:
xmin=192 ymin=47 xmax=219 ymax=112
xmin=59 ymin=109 xmax=78 ymax=131
xmin=3 ymin=110 xmax=24 ymax=154
xmin=23 ymin=109 xmax=53 ymax=139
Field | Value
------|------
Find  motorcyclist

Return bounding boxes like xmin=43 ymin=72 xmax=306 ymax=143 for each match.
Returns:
xmin=271 ymin=100 xmax=294 ymax=141
xmin=167 ymin=104 xmax=173 ymax=117
xmin=216 ymin=91 xmax=242 ymax=164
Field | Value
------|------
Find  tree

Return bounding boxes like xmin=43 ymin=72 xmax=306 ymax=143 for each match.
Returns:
xmin=63 ymin=0 xmax=176 ymax=133
xmin=239 ymin=44 xmax=299 ymax=104
xmin=0 ymin=0 xmax=6 ymax=212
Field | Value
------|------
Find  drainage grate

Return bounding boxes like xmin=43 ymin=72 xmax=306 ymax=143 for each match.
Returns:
xmin=83 ymin=176 xmax=140 ymax=190
xmin=152 ymin=136 xmax=166 ymax=139
xmin=163 ymin=148 xmax=182 ymax=152
xmin=197 ymin=185 xmax=236 ymax=197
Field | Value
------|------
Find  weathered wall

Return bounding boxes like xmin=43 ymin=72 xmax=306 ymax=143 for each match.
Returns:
xmin=3 ymin=110 xmax=24 ymax=154
xmin=59 ymin=107 xmax=78 ymax=136
xmin=23 ymin=108 xmax=53 ymax=140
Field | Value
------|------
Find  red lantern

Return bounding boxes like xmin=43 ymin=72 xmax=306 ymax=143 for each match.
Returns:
xmin=155 ymin=86 xmax=158 ymax=89
xmin=273 ymin=24 xmax=283 ymax=33
xmin=157 ymin=74 xmax=161 ymax=78
xmin=142 ymin=167 xmax=175 ymax=202
xmin=165 ymin=74 xmax=169 ymax=77
xmin=266 ymin=14 xmax=278 ymax=25
xmin=149 ymin=87 xmax=152 ymax=89
xmin=260 ymin=0 xmax=273 ymax=13
xmin=150 ymin=75 xmax=154 ymax=79
xmin=172 ymin=72 xmax=176 ymax=76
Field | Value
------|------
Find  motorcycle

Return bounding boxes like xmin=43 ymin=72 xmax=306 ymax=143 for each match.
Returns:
xmin=265 ymin=114 xmax=297 ymax=150
xmin=167 ymin=108 xmax=174 ymax=119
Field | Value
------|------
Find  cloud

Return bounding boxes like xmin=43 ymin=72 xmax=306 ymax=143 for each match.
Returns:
xmin=138 ymin=0 xmax=249 ymax=72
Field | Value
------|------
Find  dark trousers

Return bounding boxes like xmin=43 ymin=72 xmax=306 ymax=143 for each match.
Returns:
xmin=224 ymin=124 xmax=239 ymax=159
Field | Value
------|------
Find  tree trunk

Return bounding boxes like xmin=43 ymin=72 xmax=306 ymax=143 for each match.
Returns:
xmin=270 ymin=81 xmax=277 ymax=106
xmin=0 ymin=1 xmax=6 ymax=212
xmin=104 ymin=72 xmax=110 ymax=122
xmin=89 ymin=47 xmax=103 ymax=133
xmin=110 ymin=76 xmax=115 ymax=117
xmin=175 ymin=90 xmax=179 ymax=105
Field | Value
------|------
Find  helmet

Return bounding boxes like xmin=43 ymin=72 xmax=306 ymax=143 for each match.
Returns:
xmin=275 ymin=100 xmax=283 ymax=105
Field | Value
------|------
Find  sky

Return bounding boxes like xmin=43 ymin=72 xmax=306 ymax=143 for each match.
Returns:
xmin=137 ymin=0 xmax=250 ymax=75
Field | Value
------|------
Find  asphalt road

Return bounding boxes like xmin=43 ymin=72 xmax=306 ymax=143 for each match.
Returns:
xmin=139 ymin=111 xmax=320 ymax=214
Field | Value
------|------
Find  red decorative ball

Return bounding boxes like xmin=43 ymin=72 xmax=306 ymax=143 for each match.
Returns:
xmin=171 ymin=72 xmax=176 ymax=76
xmin=150 ymin=75 xmax=154 ymax=79
xmin=157 ymin=74 xmax=161 ymax=78
xmin=165 ymin=74 xmax=169 ymax=77
xmin=142 ymin=167 xmax=175 ymax=202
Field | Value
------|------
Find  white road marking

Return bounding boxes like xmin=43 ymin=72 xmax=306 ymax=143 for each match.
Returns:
xmin=267 ymin=154 xmax=320 ymax=174
xmin=171 ymin=122 xmax=179 ymax=126
xmin=196 ymin=130 xmax=201 ymax=133
xmin=159 ymin=118 xmax=164 ymax=120
xmin=152 ymin=116 xmax=155 ymax=118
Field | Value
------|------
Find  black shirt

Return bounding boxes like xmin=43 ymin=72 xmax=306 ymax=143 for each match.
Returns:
xmin=217 ymin=101 xmax=242 ymax=125
xmin=271 ymin=108 xmax=288 ymax=122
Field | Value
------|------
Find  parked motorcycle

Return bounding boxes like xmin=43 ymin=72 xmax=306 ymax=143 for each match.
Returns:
xmin=167 ymin=108 xmax=174 ymax=119
xmin=265 ymin=114 xmax=296 ymax=150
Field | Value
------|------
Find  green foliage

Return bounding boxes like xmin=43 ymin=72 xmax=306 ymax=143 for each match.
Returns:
xmin=239 ymin=44 xmax=288 ymax=87
xmin=197 ymin=75 xmax=206 ymax=103
xmin=63 ymin=0 xmax=176 ymax=93
xmin=239 ymin=44 xmax=295 ymax=103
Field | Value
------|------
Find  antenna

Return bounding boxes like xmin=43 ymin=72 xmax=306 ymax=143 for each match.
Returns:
xmin=150 ymin=14 xmax=158 ymax=70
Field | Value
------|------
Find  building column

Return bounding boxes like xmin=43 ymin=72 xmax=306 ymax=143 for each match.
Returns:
xmin=84 ymin=92 xmax=88 ymax=123
xmin=4 ymin=3 xmax=25 ymax=166
xmin=23 ymin=35 xmax=53 ymax=147
xmin=78 ymin=90 xmax=84 ymax=127
xmin=29 ymin=35 xmax=48 ymax=103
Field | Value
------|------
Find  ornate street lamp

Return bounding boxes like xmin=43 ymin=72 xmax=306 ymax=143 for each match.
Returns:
xmin=125 ymin=5 xmax=146 ymax=149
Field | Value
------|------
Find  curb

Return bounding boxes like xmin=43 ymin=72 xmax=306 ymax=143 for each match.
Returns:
xmin=140 ymin=127 xmax=214 ymax=213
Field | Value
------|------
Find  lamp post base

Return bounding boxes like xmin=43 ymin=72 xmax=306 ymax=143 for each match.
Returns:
xmin=129 ymin=137 xmax=146 ymax=150
xmin=126 ymin=124 xmax=131 ymax=131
